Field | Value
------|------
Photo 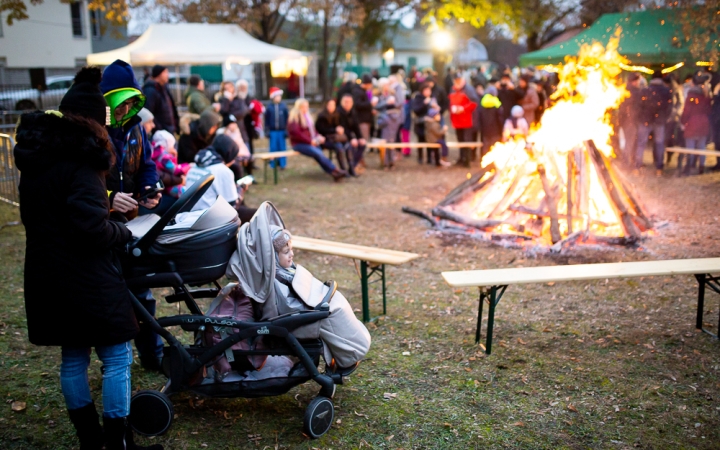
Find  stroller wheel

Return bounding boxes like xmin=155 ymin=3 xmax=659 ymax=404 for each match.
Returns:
xmin=303 ymin=396 xmax=334 ymax=439
xmin=129 ymin=390 xmax=174 ymax=436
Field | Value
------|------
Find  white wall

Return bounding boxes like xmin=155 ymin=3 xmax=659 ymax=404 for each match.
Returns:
xmin=0 ymin=1 xmax=93 ymax=68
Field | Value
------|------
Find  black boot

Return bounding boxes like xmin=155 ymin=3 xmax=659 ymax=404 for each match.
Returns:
xmin=417 ymin=147 xmax=424 ymax=164
xmin=68 ymin=403 xmax=104 ymax=450
xmin=104 ymin=416 xmax=163 ymax=450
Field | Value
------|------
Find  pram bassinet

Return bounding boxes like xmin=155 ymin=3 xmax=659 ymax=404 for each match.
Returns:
xmin=123 ymin=177 xmax=355 ymax=439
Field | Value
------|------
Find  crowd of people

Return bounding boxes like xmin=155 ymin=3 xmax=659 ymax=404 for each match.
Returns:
xmin=618 ymin=70 xmax=720 ymax=176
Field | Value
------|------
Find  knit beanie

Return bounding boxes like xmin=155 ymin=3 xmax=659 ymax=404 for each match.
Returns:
xmin=100 ymin=60 xmax=146 ymax=127
xmin=137 ymin=108 xmax=154 ymax=125
xmin=59 ymin=67 xmax=109 ymax=126
xmin=211 ymin=134 xmax=240 ymax=163
xmin=272 ymin=228 xmax=292 ymax=253
xmin=485 ymin=85 xmax=498 ymax=97
xmin=151 ymin=64 xmax=167 ymax=78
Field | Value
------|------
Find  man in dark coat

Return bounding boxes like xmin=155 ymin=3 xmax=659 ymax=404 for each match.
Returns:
xmin=635 ymin=72 xmax=673 ymax=175
xmin=497 ymin=73 xmax=524 ymax=123
xmin=411 ymin=82 xmax=433 ymax=163
xmin=14 ymin=67 xmax=161 ymax=450
xmin=474 ymin=85 xmax=504 ymax=159
xmin=338 ymin=94 xmax=367 ymax=174
xmin=142 ymin=64 xmax=179 ymax=134
xmin=351 ymin=73 xmax=376 ymax=142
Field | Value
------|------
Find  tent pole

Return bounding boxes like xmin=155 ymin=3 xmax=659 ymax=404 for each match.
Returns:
xmin=299 ymin=74 xmax=304 ymax=99
xmin=175 ymin=64 xmax=181 ymax=105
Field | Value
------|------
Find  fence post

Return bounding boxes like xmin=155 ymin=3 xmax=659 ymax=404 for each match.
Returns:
xmin=0 ymin=133 xmax=19 ymax=206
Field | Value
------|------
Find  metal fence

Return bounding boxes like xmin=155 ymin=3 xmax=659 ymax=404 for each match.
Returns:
xmin=0 ymin=133 xmax=19 ymax=206
xmin=0 ymin=83 xmax=67 ymax=112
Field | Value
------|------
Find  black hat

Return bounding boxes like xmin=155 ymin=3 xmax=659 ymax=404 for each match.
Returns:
xmin=693 ymin=71 xmax=710 ymax=85
xmin=151 ymin=64 xmax=167 ymax=78
xmin=627 ymin=72 xmax=641 ymax=82
xmin=59 ymin=67 xmax=109 ymax=126
xmin=361 ymin=73 xmax=373 ymax=85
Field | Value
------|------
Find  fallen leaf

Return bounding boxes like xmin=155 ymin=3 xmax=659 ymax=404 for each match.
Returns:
xmin=518 ymin=338 xmax=527 ymax=345
xmin=11 ymin=401 xmax=26 ymax=412
xmin=512 ymin=421 xmax=525 ymax=427
xmin=354 ymin=411 xmax=368 ymax=418
xmin=568 ymin=404 xmax=578 ymax=413
xmin=383 ymin=393 xmax=397 ymax=400
xmin=386 ymin=435 xmax=394 ymax=441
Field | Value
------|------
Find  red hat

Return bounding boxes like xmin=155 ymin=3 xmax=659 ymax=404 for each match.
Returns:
xmin=269 ymin=87 xmax=283 ymax=98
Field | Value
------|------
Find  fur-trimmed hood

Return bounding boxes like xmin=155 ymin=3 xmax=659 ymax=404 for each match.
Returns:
xmin=14 ymin=111 xmax=114 ymax=173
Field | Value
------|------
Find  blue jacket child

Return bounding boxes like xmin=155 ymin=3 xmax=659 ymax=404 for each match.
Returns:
xmin=265 ymin=87 xmax=289 ymax=168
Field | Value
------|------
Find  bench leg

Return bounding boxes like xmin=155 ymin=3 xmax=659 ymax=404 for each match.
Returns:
xmin=263 ymin=160 xmax=269 ymax=184
xmin=360 ymin=260 xmax=370 ymax=323
xmin=695 ymin=273 xmax=720 ymax=338
xmin=474 ymin=285 xmax=508 ymax=355
xmin=381 ymin=264 xmax=386 ymax=315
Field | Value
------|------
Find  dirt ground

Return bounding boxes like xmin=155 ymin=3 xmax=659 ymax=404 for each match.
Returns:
xmin=1 ymin=145 xmax=719 ymax=449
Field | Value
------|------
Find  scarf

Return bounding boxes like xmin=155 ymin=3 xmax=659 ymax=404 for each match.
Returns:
xmin=303 ymin=112 xmax=317 ymax=141
xmin=194 ymin=147 xmax=224 ymax=168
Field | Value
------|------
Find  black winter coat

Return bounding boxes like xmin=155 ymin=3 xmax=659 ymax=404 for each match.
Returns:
xmin=143 ymin=80 xmax=179 ymax=134
xmin=411 ymin=93 xmax=431 ymax=137
xmin=177 ymin=120 xmax=212 ymax=164
xmin=338 ymin=107 xmax=363 ymax=140
xmin=351 ymin=84 xmax=374 ymax=124
xmin=476 ymin=105 xmax=504 ymax=143
xmin=14 ymin=112 xmax=139 ymax=347
xmin=316 ymin=109 xmax=343 ymax=141
xmin=639 ymin=80 xmax=673 ymax=126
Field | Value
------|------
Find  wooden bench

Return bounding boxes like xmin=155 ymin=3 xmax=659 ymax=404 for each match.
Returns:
xmin=442 ymin=258 xmax=720 ymax=354
xmin=253 ymin=150 xmax=299 ymax=185
xmin=366 ymin=141 xmax=483 ymax=166
xmin=666 ymin=146 xmax=720 ymax=158
xmin=292 ymin=235 xmax=420 ymax=322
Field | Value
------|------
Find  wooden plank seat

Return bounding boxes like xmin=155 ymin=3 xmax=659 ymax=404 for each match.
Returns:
xmin=292 ymin=235 xmax=420 ymax=322
xmin=442 ymin=258 xmax=720 ymax=354
xmin=665 ymin=147 xmax=720 ymax=157
xmin=253 ymin=150 xmax=299 ymax=184
xmin=366 ymin=140 xmax=483 ymax=167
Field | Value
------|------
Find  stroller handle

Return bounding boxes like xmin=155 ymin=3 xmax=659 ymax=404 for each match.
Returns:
xmin=315 ymin=280 xmax=337 ymax=311
xmin=129 ymin=173 xmax=215 ymax=257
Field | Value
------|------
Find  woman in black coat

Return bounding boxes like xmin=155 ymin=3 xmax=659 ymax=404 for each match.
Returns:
xmin=14 ymin=67 xmax=160 ymax=450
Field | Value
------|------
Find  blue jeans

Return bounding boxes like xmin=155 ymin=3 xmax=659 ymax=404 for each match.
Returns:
xmin=684 ymin=136 xmax=708 ymax=173
xmin=61 ymin=342 xmax=133 ymax=418
xmin=293 ymin=143 xmax=336 ymax=174
xmin=269 ymin=130 xmax=287 ymax=168
xmin=636 ymin=122 xmax=665 ymax=169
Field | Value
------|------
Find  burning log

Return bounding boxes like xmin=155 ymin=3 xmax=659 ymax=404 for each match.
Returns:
xmin=401 ymin=206 xmax=438 ymax=226
xmin=431 ymin=207 xmax=503 ymax=231
xmin=537 ymin=165 xmax=562 ymax=244
xmin=598 ymin=152 xmax=652 ymax=231
xmin=550 ymin=230 xmax=585 ymax=253
xmin=567 ymin=152 xmax=575 ymax=233
xmin=438 ymin=165 xmax=495 ymax=207
xmin=584 ymin=140 xmax=641 ymax=239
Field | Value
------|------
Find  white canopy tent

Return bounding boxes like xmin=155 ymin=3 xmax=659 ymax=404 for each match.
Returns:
xmin=87 ymin=23 xmax=304 ymax=66
xmin=87 ymin=23 xmax=308 ymax=96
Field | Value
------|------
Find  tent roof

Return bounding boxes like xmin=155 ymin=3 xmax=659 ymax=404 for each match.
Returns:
xmin=87 ymin=23 xmax=303 ymax=66
xmin=520 ymin=9 xmax=690 ymax=67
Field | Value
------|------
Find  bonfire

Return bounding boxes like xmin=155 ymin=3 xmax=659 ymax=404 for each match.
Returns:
xmin=416 ymin=32 xmax=652 ymax=250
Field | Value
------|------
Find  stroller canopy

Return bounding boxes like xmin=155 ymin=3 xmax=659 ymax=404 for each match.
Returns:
xmin=226 ymin=202 xmax=285 ymax=304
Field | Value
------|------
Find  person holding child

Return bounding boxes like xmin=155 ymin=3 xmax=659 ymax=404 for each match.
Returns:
xmin=503 ymin=105 xmax=529 ymax=142
xmin=423 ymin=107 xmax=452 ymax=167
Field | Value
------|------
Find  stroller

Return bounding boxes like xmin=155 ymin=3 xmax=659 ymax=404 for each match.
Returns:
xmin=122 ymin=174 xmax=352 ymax=439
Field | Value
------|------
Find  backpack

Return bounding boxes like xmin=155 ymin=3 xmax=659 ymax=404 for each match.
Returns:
xmin=202 ymin=283 xmax=267 ymax=381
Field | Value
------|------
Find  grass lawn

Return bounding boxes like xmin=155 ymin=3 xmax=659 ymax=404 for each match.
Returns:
xmin=1 ymin=147 xmax=720 ymax=449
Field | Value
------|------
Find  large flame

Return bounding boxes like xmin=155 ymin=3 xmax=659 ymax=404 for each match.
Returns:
xmin=451 ymin=32 xmax=643 ymax=246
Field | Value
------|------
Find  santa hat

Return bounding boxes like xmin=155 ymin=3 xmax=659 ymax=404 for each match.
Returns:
xmin=269 ymin=87 xmax=283 ymax=98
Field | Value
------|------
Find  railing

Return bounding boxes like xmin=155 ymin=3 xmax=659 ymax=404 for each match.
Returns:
xmin=0 ymin=133 xmax=19 ymax=206
xmin=0 ymin=84 xmax=66 ymax=112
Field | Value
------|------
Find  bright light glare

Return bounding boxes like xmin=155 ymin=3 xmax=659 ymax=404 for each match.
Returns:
xmin=432 ymin=31 xmax=453 ymax=51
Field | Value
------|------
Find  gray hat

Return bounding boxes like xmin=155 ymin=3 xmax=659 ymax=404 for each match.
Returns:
xmin=486 ymin=86 xmax=498 ymax=97
xmin=137 ymin=108 xmax=154 ymax=125
xmin=272 ymin=228 xmax=293 ymax=253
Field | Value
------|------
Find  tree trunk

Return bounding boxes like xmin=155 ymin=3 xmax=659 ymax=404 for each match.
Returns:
xmin=319 ymin=10 xmax=331 ymax=101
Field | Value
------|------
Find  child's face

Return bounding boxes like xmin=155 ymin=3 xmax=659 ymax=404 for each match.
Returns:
xmin=273 ymin=95 xmax=282 ymax=103
xmin=278 ymin=242 xmax=294 ymax=268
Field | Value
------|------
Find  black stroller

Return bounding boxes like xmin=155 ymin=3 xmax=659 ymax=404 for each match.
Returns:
xmin=122 ymin=174 xmax=348 ymax=439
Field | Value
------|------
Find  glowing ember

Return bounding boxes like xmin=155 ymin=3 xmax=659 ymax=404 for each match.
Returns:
xmin=436 ymin=31 xmax=652 ymax=247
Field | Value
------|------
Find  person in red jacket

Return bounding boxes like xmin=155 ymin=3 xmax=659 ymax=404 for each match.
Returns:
xmin=680 ymin=73 xmax=711 ymax=175
xmin=448 ymin=73 xmax=479 ymax=167
xmin=286 ymin=98 xmax=347 ymax=181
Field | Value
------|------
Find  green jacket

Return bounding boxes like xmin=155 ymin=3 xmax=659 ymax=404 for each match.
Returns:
xmin=185 ymin=86 xmax=212 ymax=115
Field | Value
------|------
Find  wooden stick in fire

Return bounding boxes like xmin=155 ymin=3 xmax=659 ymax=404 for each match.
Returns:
xmin=584 ymin=140 xmax=641 ymax=239
xmin=537 ymin=164 xmax=562 ymax=244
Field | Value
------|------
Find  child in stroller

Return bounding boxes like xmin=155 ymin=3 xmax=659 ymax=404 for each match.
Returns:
xmin=123 ymin=187 xmax=370 ymax=439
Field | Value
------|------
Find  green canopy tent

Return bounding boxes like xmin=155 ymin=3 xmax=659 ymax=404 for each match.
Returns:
xmin=519 ymin=9 xmax=690 ymax=67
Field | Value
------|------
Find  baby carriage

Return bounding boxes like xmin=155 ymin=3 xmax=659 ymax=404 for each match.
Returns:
xmin=122 ymin=175 xmax=356 ymax=439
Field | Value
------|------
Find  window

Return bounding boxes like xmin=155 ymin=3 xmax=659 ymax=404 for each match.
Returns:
xmin=70 ymin=1 xmax=84 ymax=38
xmin=89 ymin=8 xmax=101 ymax=39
